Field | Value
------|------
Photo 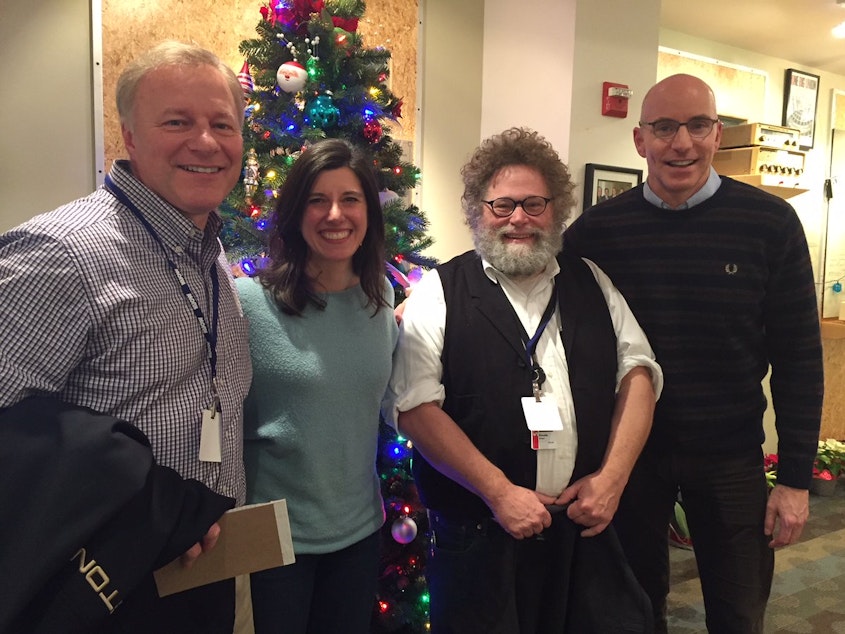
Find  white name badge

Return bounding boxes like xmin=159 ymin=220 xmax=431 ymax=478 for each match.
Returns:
xmin=199 ymin=407 xmax=222 ymax=462
xmin=521 ymin=396 xmax=564 ymax=432
xmin=523 ymin=397 xmax=563 ymax=452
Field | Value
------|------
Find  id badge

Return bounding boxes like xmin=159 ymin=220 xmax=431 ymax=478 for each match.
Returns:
xmin=199 ymin=407 xmax=222 ymax=462
xmin=521 ymin=396 xmax=563 ymax=451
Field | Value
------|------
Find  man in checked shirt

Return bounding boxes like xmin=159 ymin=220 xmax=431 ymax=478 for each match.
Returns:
xmin=0 ymin=41 xmax=251 ymax=632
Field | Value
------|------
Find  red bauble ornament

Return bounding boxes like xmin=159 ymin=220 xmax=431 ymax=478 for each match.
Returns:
xmin=363 ymin=119 xmax=383 ymax=143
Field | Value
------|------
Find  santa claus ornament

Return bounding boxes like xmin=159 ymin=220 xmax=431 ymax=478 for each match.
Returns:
xmin=276 ymin=60 xmax=308 ymax=93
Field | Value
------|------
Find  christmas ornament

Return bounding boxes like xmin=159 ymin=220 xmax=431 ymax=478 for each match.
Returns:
xmin=834 ymin=281 xmax=842 ymax=293
xmin=243 ymin=148 xmax=260 ymax=198
xmin=333 ymin=27 xmax=352 ymax=51
xmin=306 ymin=57 xmax=323 ymax=81
xmin=237 ymin=61 xmax=254 ymax=95
xmin=363 ymin=119 xmax=383 ymax=143
xmin=331 ymin=16 xmax=359 ymax=32
xmin=391 ymin=516 xmax=418 ymax=544
xmin=391 ymin=99 xmax=404 ymax=119
xmin=271 ymin=0 xmax=323 ymax=32
xmin=306 ymin=93 xmax=340 ymax=128
xmin=276 ymin=61 xmax=308 ymax=93
xmin=379 ymin=189 xmax=399 ymax=207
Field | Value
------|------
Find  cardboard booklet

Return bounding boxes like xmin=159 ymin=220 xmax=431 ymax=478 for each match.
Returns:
xmin=154 ymin=499 xmax=294 ymax=597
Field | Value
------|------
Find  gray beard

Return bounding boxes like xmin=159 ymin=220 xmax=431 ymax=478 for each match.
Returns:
xmin=473 ymin=224 xmax=563 ymax=278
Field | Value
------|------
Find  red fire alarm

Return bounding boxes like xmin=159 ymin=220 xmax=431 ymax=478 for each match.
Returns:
xmin=602 ymin=82 xmax=632 ymax=118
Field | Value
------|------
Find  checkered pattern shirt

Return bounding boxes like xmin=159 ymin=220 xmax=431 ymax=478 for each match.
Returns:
xmin=0 ymin=160 xmax=252 ymax=504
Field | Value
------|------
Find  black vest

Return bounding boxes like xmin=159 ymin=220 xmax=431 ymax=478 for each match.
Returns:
xmin=412 ymin=250 xmax=618 ymax=518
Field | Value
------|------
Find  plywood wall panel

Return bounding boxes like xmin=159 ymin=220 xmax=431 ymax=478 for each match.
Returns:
xmin=102 ymin=0 xmax=417 ymax=168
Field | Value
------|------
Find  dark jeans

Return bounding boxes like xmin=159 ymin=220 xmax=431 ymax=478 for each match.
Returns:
xmin=427 ymin=512 xmax=570 ymax=634
xmin=613 ymin=443 xmax=774 ymax=634
xmin=250 ymin=530 xmax=380 ymax=634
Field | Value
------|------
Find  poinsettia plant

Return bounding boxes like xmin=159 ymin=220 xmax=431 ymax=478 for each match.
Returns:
xmin=813 ymin=439 xmax=845 ymax=480
xmin=763 ymin=453 xmax=778 ymax=488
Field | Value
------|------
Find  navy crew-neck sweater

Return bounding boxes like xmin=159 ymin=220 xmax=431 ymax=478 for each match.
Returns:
xmin=565 ymin=176 xmax=823 ymax=488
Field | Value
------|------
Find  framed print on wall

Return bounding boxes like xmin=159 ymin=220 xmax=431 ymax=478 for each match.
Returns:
xmin=583 ymin=163 xmax=643 ymax=211
xmin=782 ymin=68 xmax=820 ymax=150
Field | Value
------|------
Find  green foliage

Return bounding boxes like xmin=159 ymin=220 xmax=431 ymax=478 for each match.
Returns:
xmin=814 ymin=439 xmax=845 ymax=478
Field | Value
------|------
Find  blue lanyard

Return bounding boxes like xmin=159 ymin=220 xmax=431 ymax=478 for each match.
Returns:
xmin=517 ymin=288 xmax=558 ymax=397
xmin=104 ymin=176 xmax=220 ymax=403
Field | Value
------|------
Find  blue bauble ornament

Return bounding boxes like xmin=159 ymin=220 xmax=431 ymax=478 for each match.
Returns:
xmin=306 ymin=94 xmax=340 ymax=128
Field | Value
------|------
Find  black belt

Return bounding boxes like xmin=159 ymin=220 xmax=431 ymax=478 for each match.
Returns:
xmin=428 ymin=505 xmax=569 ymax=541
xmin=427 ymin=510 xmax=499 ymax=536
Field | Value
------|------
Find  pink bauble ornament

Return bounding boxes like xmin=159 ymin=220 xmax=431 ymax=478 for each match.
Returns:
xmin=391 ymin=516 xmax=418 ymax=544
xmin=276 ymin=61 xmax=307 ymax=93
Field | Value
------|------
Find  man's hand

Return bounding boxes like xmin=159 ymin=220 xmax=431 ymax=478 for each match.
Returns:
xmin=488 ymin=483 xmax=556 ymax=539
xmin=765 ymin=484 xmax=809 ymax=548
xmin=556 ymin=472 xmax=623 ymax=537
xmin=179 ymin=522 xmax=222 ymax=568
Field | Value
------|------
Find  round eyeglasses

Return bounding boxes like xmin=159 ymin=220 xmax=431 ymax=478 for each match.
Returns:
xmin=639 ymin=117 xmax=719 ymax=140
xmin=482 ymin=196 xmax=552 ymax=218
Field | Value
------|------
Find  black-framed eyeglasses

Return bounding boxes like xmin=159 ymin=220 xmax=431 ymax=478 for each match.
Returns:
xmin=482 ymin=196 xmax=552 ymax=218
xmin=639 ymin=117 xmax=719 ymax=140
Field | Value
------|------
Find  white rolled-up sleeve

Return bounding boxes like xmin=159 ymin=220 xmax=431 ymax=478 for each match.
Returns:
xmin=384 ymin=269 xmax=448 ymax=428
xmin=583 ymin=258 xmax=664 ymax=399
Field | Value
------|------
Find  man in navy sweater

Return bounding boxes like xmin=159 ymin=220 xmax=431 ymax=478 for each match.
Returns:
xmin=565 ymin=74 xmax=824 ymax=633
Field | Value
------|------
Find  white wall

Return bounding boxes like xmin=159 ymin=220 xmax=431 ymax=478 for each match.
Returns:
xmin=416 ymin=0 xmax=482 ymax=262
xmin=0 ymin=0 xmax=96 ymax=231
xmin=567 ymin=0 xmax=661 ymax=222
xmin=480 ymin=0 xmax=575 ymax=157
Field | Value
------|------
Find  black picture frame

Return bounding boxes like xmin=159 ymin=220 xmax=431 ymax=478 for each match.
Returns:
xmin=583 ymin=163 xmax=643 ymax=211
xmin=782 ymin=68 xmax=820 ymax=150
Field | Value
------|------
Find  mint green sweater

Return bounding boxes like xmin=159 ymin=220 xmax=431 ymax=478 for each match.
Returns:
xmin=236 ymin=277 xmax=397 ymax=554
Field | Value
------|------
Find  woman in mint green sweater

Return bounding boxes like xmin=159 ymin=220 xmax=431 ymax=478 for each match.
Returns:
xmin=236 ymin=139 xmax=398 ymax=634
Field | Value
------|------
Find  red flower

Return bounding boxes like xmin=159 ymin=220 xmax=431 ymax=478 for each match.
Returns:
xmin=815 ymin=469 xmax=835 ymax=481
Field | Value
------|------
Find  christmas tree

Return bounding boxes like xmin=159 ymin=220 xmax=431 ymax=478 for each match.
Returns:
xmin=220 ymin=0 xmax=435 ymax=303
xmin=222 ymin=2 xmax=434 ymax=631
xmin=374 ymin=422 xmax=431 ymax=633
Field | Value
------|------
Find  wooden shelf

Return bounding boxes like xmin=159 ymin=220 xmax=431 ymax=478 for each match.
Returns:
xmin=821 ymin=318 xmax=845 ymax=339
xmin=730 ymin=174 xmax=809 ymax=200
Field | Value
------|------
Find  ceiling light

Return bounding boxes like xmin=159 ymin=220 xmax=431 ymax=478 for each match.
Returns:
xmin=833 ymin=21 xmax=845 ymax=38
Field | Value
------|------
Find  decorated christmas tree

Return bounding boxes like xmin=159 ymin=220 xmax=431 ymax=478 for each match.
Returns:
xmin=222 ymin=2 xmax=434 ymax=631
xmin=220 ymin=0 xmax=435 ymax=302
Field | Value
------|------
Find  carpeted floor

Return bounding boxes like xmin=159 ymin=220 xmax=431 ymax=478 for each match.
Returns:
xmin=667 ymin=482 xmax=845 ymax=633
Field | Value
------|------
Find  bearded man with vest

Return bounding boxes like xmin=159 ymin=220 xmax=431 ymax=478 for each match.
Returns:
xmin=386 ymin=127 xmax=663 ymax=633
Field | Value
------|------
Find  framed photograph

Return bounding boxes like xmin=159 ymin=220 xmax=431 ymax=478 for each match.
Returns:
xmin=782 ymin=69 xmax=820 ymax=150
xmin=583 ymin=163 xmax=643 ymax=211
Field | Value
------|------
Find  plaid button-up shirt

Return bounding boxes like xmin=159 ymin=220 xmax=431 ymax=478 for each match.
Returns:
xmin=0 ymin=160 xmax=252 ymax=504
